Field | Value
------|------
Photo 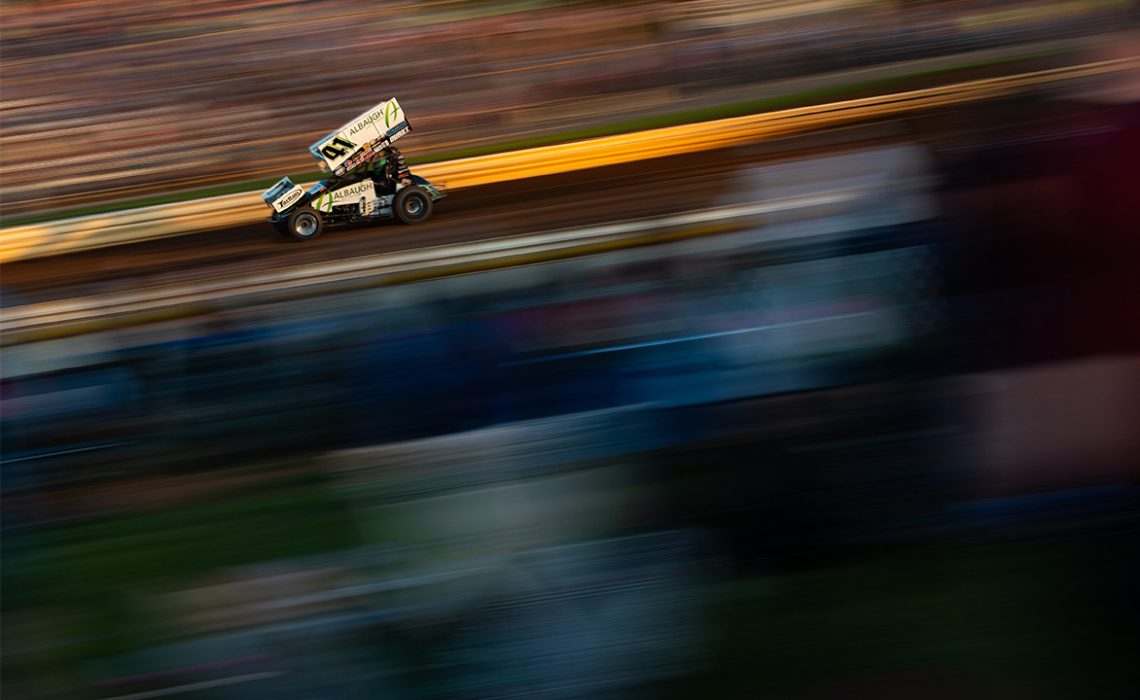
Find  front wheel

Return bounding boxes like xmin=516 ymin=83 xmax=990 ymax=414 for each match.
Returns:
xmin=394 ymin=186 xmax=432 ymax=225
xmin=287 ymin=207 xmax=324 ymax=241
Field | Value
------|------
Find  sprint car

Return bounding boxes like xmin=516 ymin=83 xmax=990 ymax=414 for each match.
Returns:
xmin=261 ymin=98 xmax=445 ymax=240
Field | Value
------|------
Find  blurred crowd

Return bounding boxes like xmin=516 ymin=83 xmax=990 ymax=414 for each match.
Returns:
xmin=1 ymin=0 xmax=1132 ymax=217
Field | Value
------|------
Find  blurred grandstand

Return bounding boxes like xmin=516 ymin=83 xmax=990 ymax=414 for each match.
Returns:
xmin=3 ymin=3 xmax=1140 ymax=698
xmin=0 ymin=0 xmax=1131 ymax=219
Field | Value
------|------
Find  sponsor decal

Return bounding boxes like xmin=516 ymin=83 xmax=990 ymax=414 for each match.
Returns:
xmin=314 ymin=179 xmax=376 ymax=212
xmin=385 ymin=99 xmax=401 ymax=128
xmin=340 ymin=146 xmax=377 ymax=174
xmin=271 ymin=185 xmax=305 ymax=213
xmin=346 ymin=98 xmax=404 ymax=139
xmin=333 ymin=180 xmax=375 ymax=199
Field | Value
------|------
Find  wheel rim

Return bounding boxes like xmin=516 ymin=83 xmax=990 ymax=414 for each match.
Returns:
xmin=295 ymin=213 xmax=318 ymax=237
xmin=404 ymin=195 xmax=424 ymax=217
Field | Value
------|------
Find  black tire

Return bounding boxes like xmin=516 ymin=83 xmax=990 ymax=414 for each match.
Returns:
xmin=394 ymin=186 xmax=432 ymax=225
xmin=286 ymin=207 xmax=324 ymax=240
xmin=271 ymin=220 xmax=290 ymax=237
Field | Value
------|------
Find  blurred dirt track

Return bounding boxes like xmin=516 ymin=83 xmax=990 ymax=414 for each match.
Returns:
xmin=0 ymin=125 xmax=904 ymax=303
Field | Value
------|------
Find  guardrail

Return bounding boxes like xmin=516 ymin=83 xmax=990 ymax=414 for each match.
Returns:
xmin=1 ymin=191 xmax=861 ymax=345
xmin=1 ymin=57 xmax=1134 ymax=265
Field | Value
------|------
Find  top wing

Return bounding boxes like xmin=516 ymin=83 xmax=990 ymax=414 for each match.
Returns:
xmin=309 ymin=98 xmax=411 ymax=176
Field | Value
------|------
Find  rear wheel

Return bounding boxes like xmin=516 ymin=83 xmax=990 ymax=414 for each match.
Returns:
xmin=287 ymin=207 xmax=323 ymax=240
xmin=394 ymin=186 xmax=432 ymax=224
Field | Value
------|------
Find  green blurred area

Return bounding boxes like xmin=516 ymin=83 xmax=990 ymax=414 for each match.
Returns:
xmin=3 ymin=474 xmax=361 ymax=679
xmin=667 ymin=533 xmax=1139 ymax=698
xmin=4 ymin=470 xmax=1137 ymax=697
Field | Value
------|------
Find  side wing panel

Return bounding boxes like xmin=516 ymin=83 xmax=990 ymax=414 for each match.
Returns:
xmin=309 ymin=98 xmax=411 ymax=175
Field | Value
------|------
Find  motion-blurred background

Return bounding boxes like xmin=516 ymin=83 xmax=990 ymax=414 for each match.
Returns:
xmin=2 ymin=0 xmax=1135 ymax=218
xmin=2 ymin=1 xmax=1139 ymax=698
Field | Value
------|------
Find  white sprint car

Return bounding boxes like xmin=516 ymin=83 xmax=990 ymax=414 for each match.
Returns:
xmin=261 ymin=98 xmax=445 ymax=240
